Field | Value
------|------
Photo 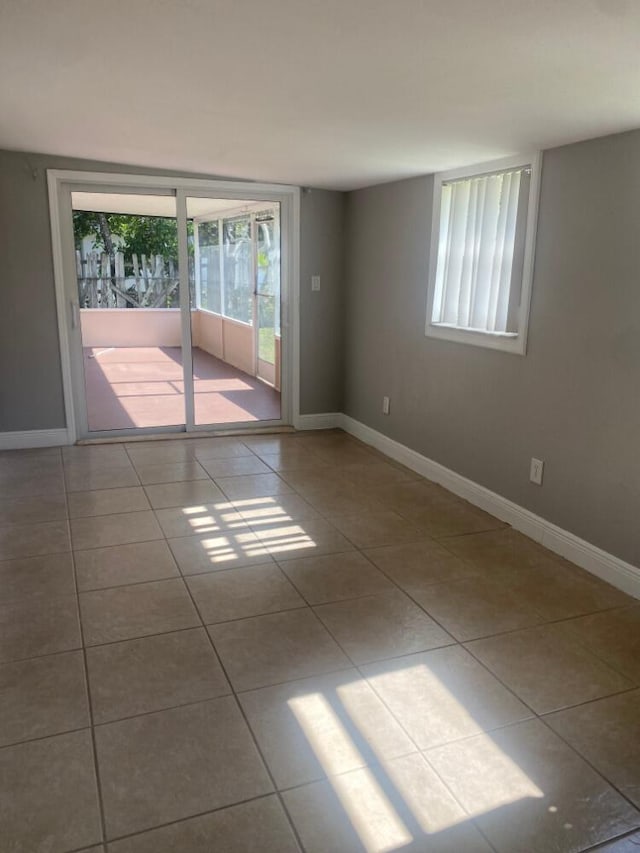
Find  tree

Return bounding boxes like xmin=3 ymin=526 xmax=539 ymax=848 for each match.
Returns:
xmin=73 ymin=212 xmax=191 ymax=272
xmin=73 ymin=211 xmax=117 ymax=256
xmin=73 ymin=211 xmax=197 ymax=308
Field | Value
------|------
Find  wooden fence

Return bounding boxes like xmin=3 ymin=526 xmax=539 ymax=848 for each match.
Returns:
xmin=76 ymin=251 xmax=182 ymax=308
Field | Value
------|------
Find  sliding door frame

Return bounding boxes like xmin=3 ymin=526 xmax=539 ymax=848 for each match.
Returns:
xmin=48 ymin=169 xmax=300 ymax=443
xmin=53 ymin=181 xmax=180 ymax=441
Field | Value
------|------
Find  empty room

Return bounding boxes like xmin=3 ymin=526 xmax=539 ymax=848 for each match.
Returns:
xmin=0 ymin=2 xmax=638 ymax=852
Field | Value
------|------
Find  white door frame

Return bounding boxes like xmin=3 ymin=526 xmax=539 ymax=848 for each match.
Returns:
xmin=253 ymin=209 xmax=280 ymax=387
xmin=47 ymin=169 xmax=300 ymax=443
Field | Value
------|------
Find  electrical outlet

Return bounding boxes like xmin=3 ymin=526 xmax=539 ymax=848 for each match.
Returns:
xmin=530 ymin=457 xmax=544 ymax=485
xmin=311 ymin=275 xmax=321 ymax=291
xmin=382 ymin=396 xmax=391 ymax=415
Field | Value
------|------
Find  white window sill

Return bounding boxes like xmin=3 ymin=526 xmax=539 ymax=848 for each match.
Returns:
xmin=425 ymin=322 xmax=526 ymax=355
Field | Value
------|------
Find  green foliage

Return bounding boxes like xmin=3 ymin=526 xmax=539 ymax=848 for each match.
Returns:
xmin=73 ymin=212 xmax=103 ymax=250
xmin=113 ymin=215 xmax=180 ymax=259
xmin=258 ymin=326 xmax=276 ymax=364
xmin=197 ymin=220 xmax=219 ymax=247
xmin=73 ymin=212 xmax=193 ymax=268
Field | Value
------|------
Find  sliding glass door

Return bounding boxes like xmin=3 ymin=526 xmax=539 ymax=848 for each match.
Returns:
xmin=56 ymin=176 xmax=292 ymax=441
xmin=69 ymin=189 xmax=185 ymax=434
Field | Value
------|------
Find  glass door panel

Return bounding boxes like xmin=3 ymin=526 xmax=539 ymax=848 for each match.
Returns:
xmin=70 ymin=191 xmax=184 ymax=433
xmin=186 ymin=196 xmax=282 ymax=427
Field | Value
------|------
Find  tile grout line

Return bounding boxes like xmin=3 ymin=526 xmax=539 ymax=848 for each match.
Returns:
xmin=2 ymin=664 xmax=392 ymax=753
xmin=545 ymin=610 xmax=640 ymax=685
xmin=582 ymin=827 xmax=640 ymax=852
xmin=461 ymin=629 xmax=638 ymax=716
xmin=337 ymin=539 xmax=639 ymax=652
xmin=0 ymin=722 xmax=94 ymax=753
xmin=81 ymin=792 xmax=288 ymax=850
xmin=176 ymin=544 xmax=309 ymax=853
xmin=536 ymin=711 xmax=640 ymax=820
xmin=2 ymin=621 xmax=637 ymax=749
xmin=458 ymin=637 xmax=640 ymax=816
xmin=433 ymin=601 xmax=633 ymax=645
xmin=62 ymin=475 xmax=109 ymax=849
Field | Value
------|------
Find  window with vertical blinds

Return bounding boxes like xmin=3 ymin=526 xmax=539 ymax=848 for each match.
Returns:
xmin=427 ymin=155 xmax=540 ymax=354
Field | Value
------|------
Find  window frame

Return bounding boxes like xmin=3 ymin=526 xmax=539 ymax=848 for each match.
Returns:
xmin=425 ymin=152 xmax=542 ymax=355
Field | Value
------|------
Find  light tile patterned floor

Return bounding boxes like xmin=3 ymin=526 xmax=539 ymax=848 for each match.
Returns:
xmin=0 ymin=431 xmax=639 ymax=852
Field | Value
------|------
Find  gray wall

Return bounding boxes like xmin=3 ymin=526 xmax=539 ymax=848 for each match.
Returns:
xmin=0 ymin=149 xmax=346 ymax=430
xmin=344 ymin=130 xmax=640 ymax=567
xmin=300 ymin=189 xmax=346 ymax=414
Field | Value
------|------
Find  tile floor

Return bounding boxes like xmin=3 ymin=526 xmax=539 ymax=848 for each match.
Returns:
xmin=0 ymin=430 xmax=639 ymax=853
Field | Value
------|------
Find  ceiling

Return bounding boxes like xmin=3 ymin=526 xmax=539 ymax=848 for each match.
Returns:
xmin=1 ymin=0 xmax=639 ymax=190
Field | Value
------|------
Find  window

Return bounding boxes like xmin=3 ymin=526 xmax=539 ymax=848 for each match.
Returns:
xmin=193 ymin=206 xmax=280 ymax=327
xmin=426 ymin=153 xmax=541 ymax=354
xmin=222 ymin=216 xmax=253 ymax=323
xmin=196 ymin=220 xmax=221 ymax=314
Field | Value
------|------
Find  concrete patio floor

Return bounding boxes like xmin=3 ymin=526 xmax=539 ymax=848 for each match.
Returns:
xmin=83 ymin=346 xmax=280 ymax=431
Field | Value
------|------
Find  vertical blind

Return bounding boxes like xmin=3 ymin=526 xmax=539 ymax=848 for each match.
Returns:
xmin=432 ymin=168 xmax=527 ymax=333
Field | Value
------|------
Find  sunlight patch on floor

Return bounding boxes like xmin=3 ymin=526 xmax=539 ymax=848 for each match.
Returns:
xmin=254 ymin=525 xmax=318 ymax=555
xmin=431 ymin=731 xmax=544 ymax=819
xmin=289 ymin=693 xmax=413 ymax=853
xmin=192 ymin=532 xmax=272 ymax=564
xmin=181 ymin=500 xmax=327 ymax=563
xmin=289 ymin=666 xmax=544 ymax=852
xmin=231 ymin=496 xmax=293 ymax=523
xmin=180 ymin=503 xmax=247 ymax=534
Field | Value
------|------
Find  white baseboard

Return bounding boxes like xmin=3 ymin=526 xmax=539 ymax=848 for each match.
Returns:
xmin=1 ymin=416 xmax=337 ymax=449
xmin=294 ymin=412 xmax=343 ymax=431
xmin=0 ymin=428 xmax=70 ymax=450
xmin=342 ymin=415 xmax=640 ymax=600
